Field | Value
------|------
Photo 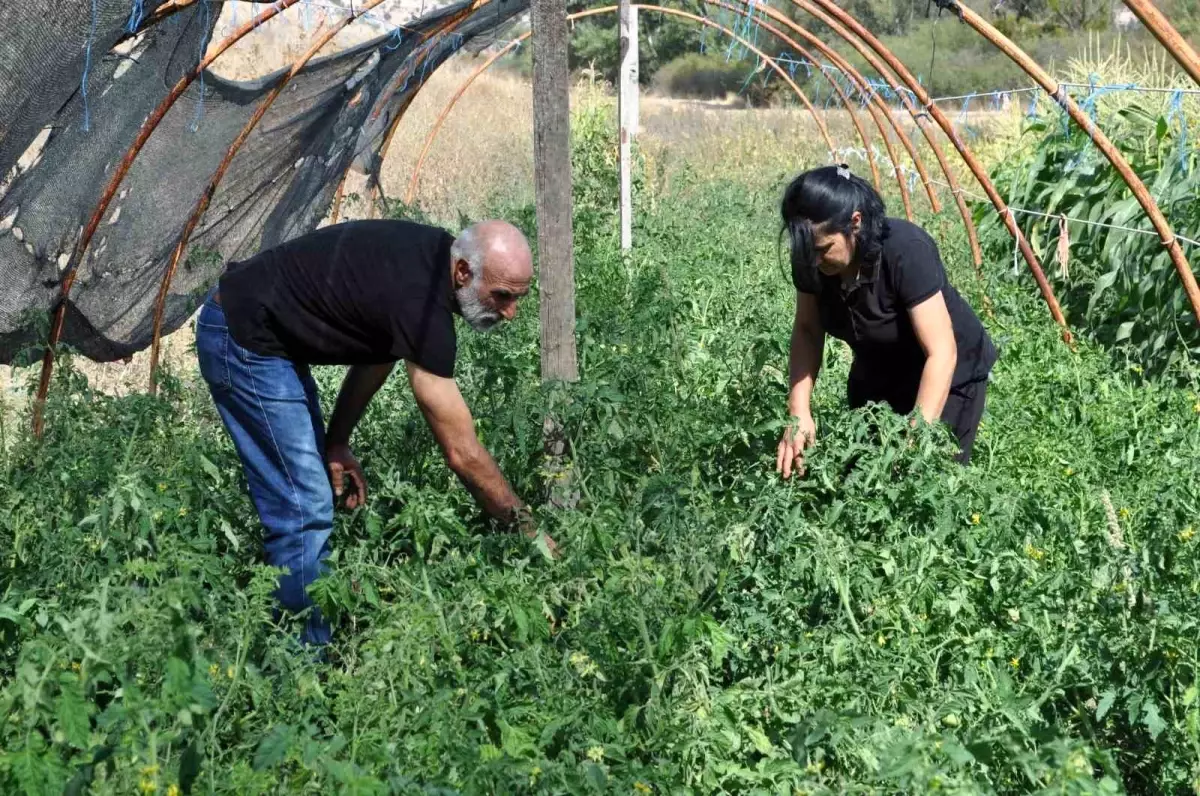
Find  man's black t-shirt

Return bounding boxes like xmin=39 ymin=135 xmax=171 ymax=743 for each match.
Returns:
xmin=796 ymin=218 xmax=996 ymax=407
xmin=218 ymin=219 xmax=458 ymax=377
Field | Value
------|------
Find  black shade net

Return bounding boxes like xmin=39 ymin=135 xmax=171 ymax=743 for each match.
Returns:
xmin=0 ymin=0 xmax=527 ymax=364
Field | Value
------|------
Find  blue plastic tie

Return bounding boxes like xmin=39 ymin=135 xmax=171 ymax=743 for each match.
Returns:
xmin=126 ymin=0 xmax=146 ymax=33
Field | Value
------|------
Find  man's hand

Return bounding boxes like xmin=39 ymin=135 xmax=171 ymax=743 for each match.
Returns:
xmin=326 ymin=442 xmax=367 ymax=510
xmin=776 ymin=413 xmax=817 ymax=479
xmin=514 ymin=506 xmax=560 ymax=559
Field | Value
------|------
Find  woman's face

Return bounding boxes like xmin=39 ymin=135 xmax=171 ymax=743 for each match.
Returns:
xmin=811 ymin=211 xmax=863 ymax=277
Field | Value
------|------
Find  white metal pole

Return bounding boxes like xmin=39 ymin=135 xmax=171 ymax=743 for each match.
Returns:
xmin=618 ymin=0 xmax=638 ymax=250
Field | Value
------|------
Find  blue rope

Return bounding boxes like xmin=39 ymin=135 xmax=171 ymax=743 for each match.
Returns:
xmin=82 ymin=0 xmax=99 ymax=132
xmin=126 ymin=0 xmax=146 ymax=33
xmin=191 ymin=0 xmax=212 ymax=132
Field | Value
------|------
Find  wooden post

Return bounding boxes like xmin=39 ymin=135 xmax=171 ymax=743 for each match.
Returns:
xmin=618 ymin=0 xmax=637 ymax=250
xmin=531 ymin=0 xmax=578 ymax=382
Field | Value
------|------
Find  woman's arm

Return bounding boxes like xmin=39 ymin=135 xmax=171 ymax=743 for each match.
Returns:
xmin=787 ymin=291 xmax=824 ymax=418
xmin=908 ymin=292 xmax=957 ymax=424
xmin=778 ymin=291 xmax=824 ymax=479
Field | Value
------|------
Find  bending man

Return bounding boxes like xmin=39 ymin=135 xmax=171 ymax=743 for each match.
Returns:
xmin=195 ymin=217 xmax=550 ymax=646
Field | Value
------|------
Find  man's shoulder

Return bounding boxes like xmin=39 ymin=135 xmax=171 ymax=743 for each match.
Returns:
xmin=325 ymin=217 xmax=451 ymax=241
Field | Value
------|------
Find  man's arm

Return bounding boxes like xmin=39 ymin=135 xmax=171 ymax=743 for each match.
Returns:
xmin=326 ymin=363 xmax=397 ymax=447
xmin=323 ymin=363 xmax=396 ymax=509
xmin=404 ymin=361 xmax=525 ymax=526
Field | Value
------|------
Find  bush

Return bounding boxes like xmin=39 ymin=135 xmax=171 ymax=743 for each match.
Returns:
xmin=651 ymin=53 xmax=759 ymax=102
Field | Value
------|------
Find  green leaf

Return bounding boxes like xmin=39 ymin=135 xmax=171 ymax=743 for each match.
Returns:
xmin=56 ymin=681 xmax=90 ymax=749
xmin=1115 ymin=321 xmax=1135 ymax=342
xmin=1096 ymin=690 xmax=1115 ymax=720
xmin=198 ymin=454 xmax=221 ymax=484
xmin=534 ymin=532 xmax=555 ymax=562
xmin=253 ymin=723 xmax=293 ymax=770
xmin=745 ymin=725 xmax=775 ymax=755
xmin=1142 ymin=702 xmax=1167 ymax=739
xmin=584 ymin=762 xmax=608 ymax=791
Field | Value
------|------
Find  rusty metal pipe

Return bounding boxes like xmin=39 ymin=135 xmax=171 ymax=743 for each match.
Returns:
xmin=798 ymin=0 xmax=1068 ymax=338
xmin=720 ymin=0 xmax=939 ymax=217
xmin=942 ymin=1 xmax=1200 ymax=327
xmin=403 ymin=2 xmax=899 ymax=210
xmin=700 ymin=0 xmax=885 ymax=197
xmin=31 ymin=0 xmax=304 ymax=436
xmin=788 ymin=0 xmax=987 ymax=272
xmin=1121 ymin=0 xmax=1200 ymax=87
xmin=702 ymin=0 xmax=923 ymax=217
xmin=145 ymin=0 xmax=465 ymax=394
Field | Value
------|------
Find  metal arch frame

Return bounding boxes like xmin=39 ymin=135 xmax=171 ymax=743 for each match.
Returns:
xmin=380 ymin=4 xmax=849 ymax=219
xmin=793 ymin=0 xmax=1069 ymax=339
xmin=30 ymin=0 xmax=305 ymax=436
xmin=784 ymin=1 xmax=986 ymax=275
xmin=400 ymin=2 xmax=919 ymax=215
xmin=27 ymin=0 xmax=1199 ymax=433
xmin=1121 ymin=0 xmax=1200 ymax=87
xmin=141 ymin=0 xmax=493 ymax=395
xmin=930 ymin=0 xmax=1200 ymax=327
xmin=703 ymin=0 xmax=940 ymax=215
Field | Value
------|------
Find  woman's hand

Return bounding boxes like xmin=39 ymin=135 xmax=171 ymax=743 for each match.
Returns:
xmin=776 ymin=414 xmax=817 ymax=479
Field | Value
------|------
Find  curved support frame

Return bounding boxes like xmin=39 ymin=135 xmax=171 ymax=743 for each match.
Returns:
xmin=788 ymin=0 xmax=984 ymax=273
xmin=402 ymin=1 xmax=909 ymax=213
xmin=31 ymin=0 xmax=304 ymax=436
xmin=703 ymin=1 xmax=885 ymax=196
xmin=937 ymin=1 xmax=1200 ymax=327
xmin=703 ymin=0 xmax=943 ymax=217
xmin=143 ymin=0 xmax=490 ymax=394
xmin=386 ymin=4 xmax=845 ymax=217
xmin=1121 ymin=0 xmax=1200 ymax=86
xmin=798 ymin=0 xmax=1067 ymax=337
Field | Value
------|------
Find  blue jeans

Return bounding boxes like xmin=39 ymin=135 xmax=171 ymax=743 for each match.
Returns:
xmin=195 ymin=297 xmax=333 ymax=646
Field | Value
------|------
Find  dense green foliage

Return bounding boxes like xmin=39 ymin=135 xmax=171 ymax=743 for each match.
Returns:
xmin=980 ymin=96 xmax=1200 ymax=376
xmin=2 ymin=107 xmax=1200 ymax=794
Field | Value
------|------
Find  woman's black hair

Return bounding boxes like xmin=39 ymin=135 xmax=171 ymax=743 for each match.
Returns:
xmin=779 ymin=164 xmax=888 ymax=291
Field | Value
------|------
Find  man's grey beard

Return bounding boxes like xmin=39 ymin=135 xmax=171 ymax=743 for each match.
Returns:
xmin=456 ymin=284 xmax=502 ymax=333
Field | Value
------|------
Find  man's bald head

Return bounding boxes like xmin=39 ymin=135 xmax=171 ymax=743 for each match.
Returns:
xmin=450 ymin=219 xmax=533 ymax=333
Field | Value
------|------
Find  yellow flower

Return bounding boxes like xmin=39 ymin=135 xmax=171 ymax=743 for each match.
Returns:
xmin=226 ymin=666 xmax=235 ymax=679
xmin=1179 ymin=526 xmax=1195 ymax=543
xmin=1009 ymin=657 xmax=1020 ymax=669
xmin=71 ymin=661 xmax=81 ymax=672
xmin=970 ymin=513 xmax=981 ymax=525
xmin=1024 ymin=543 xmax=1046 ymax=562
xmin=587 ymin=745 xmax=605 ymax=762
xmin=167 ymin=786 xmax=180 ymax=796
xmin=139 ymin=781 xmax=157 ymax=795
xmin=141 ymin=764 xmax=159 ymax=777
xmin=157 ymin=483 xmax=168 ymax=493
xmin=1063 ymin=467 xmax=1074 ymax=477
xmin=876 ymin=634 xmax=887 ymax=647
xmin=529 ymin=766 xmax=543 ymax=785
xmin=634 ymin=783 xmax=652 ymax=794
xmin=208 ymin=664 xmax=219 ymax=678
xmin=177 ymin=507 xmax=189 ymax=518
xmin=1193 ymin=401 xmax=1200 ymax=414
